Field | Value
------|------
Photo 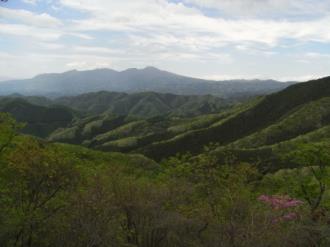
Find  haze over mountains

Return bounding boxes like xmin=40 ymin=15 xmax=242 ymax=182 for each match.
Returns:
xmin=0 ymin=67 xmax=295 ymax=97
xmin=0 ymin=76 xmax=16 ymax=82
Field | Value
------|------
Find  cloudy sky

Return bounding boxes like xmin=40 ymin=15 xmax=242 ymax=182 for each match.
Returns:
xmin=0 ymin=0 xmax=330 ymax=81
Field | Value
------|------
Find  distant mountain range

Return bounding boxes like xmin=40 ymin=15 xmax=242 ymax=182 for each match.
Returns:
xmin=0 ymin=67 xmax=295 ymax=97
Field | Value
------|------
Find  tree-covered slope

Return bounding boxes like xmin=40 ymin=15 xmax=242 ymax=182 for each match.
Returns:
xmin=2 ymin=113 xmax=330 ymax=246
xmin=0 ymin=90 xmax=236 ymax=140
xmin=1 ymin=91 xmax=234 ymax=118
xmin=140 ymin=77 xmax=330 ymax=160
xmin=229 ymin=96 xmax=330 ymax=148
xmin=48 ymin=99 xmax=254 ymax=154
xmin=0 ymin=98 xmax=74 ymax=138
xmin=48 ymin=113 xmax=216 ymax=151
xmin=55 ymin=91 xmax=230 ymax=117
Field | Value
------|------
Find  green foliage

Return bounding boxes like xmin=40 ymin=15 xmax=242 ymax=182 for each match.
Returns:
xmin=0 ymin=113 xmax=23 ymax=154
xmin=0 ymin=129 xmax=329 ymax=246
xmin=55 ymin=91 xmax=229 ymax=117
xmin=231 ymin=97 xmax=330 ymax=148
xmin=0 ymin=98 xmax=74 ymax=138
xmin=0 ymin=137 xmax=79 ymax=246
xmin=0 ymin=116 xmax=161 ymax=246
xmin=141 ymin=77 xmax=330 ymax=160
xmin=284 ymin=143 xmax=330 ymax=213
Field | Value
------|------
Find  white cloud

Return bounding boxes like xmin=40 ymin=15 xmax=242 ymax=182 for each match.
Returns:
xmin=59 ymin=0 xmax=330 ymax=48
xmin=275 ymin=75 xmax=329 ymax=82
xmin=0 ymin=7 xmax=93 ymax=42
xmin=22 ymin=0 xmax=39 ymax=5
xmin=1 ymin=0 xmax=330 ymax=80
xmin=0 ymin=23 xmax=63 ymax=41
xmin=184 ymin=0 xmax=330 ymax=18
xmin=0 ymin=6 xmax=61 ymax=27
xmin=203 ymin=74 xmax=328 ymax=82
xmin=202 ymin=74 xmax=267 ymax=81
xmin=304 ymin=52 xmax=330 ymax=59
xmin=66 ymin=61 xmax=112 ymax=70
xmin=72 ymin=46 xmax=122 ymax=55
xmin=38 ymin=42 xmax=66 ymax=50
xmin=0 ymin=50 xmax=116 ymax=78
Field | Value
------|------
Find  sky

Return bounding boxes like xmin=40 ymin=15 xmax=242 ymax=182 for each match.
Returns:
xmin=0 ymin=0 xmax=330 ymax=81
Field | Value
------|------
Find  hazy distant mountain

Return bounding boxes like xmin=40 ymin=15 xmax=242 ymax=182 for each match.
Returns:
xmin=0 ymin=67 xmax=295 ymax=97
xmin=0 ymin=76 xmax=15 ymax=82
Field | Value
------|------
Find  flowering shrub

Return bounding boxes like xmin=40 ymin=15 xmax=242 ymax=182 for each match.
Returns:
xmin=258 ymin=195 xmax=304 ymax=223
xmin=258 ymin=195 xmax=304 ymax=209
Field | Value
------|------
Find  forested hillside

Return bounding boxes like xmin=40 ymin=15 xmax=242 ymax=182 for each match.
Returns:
xmin=0 ymin=98 xmax=74 ymax=138
xmin=41 ymin=76 xmax=330 ymax=170
xmin=141 ymin=77 xmax=330 ymax=160
xmin=0 ymin=112 xmax=329 ymax=246
xmin=1 ymin=91 xmax=232 ymax=117
xmin=54 ymin=91 xmax=231 ymax=117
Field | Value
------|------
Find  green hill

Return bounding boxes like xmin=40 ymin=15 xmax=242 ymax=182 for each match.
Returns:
xmin=0 ymin=98 xmax=74 ymax=138
xmin=230 ymin=97 xmax=330 ymax=148
xmin=140 ymin=77 xmax=330 ymax=160
xmin=55 ymin=91 xmax=230 ymax=117
xmin=48 ymin=99 xmax=253 ymax=154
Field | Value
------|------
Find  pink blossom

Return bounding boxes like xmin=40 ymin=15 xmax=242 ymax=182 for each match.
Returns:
xmin=258 ymin=194 xmax=303 ymax=224
xmin=282 ymin=212 xmax=298 ymax=220
xmin=272 ymin=212 xmax=299 ymax=224
xmin=258 ymin=195 xmax=303 ymax=210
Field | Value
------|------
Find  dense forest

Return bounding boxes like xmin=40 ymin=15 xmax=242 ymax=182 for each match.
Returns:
xmin=0 ymin=76 xmax=330 ymax=246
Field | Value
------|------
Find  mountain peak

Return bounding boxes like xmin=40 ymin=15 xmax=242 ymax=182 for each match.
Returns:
xmin=142 ymin=66 xmax=160 ymax=71
xmin=121 ymin=66 xmax=161 ymax=73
